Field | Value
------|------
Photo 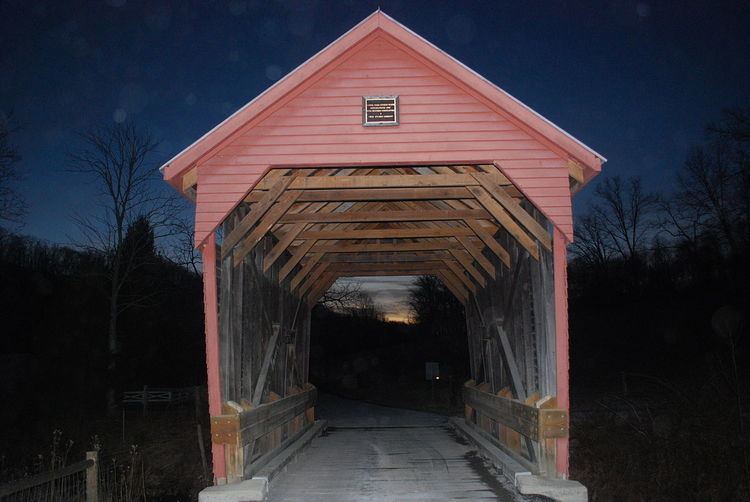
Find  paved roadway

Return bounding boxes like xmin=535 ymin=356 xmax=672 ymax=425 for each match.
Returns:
xmin=267 ymin=393 xmax=522 ymax=501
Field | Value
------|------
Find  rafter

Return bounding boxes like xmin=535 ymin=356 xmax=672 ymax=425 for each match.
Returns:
xmin=278 ymin=239 xmax=316 ymax=283
xmin=463 ymin=218 xmax=511 ymax=268
xmin=231 ymin=190 xmax=304 ymax=266
xmin=567 ymin=160 xmax=585 ymax=184
xmin=327 ymin=261 xmax=447 ymax=273
xmin=448 ymin=248 xmax=486 ymax=287
xmin=472 ymin=173 xmax=552 ymax=251
xmin=253 ymin=172 xmax=509 ymax=191
xmin=220 ymin=164 xmax=561 ymax=309
xmin=182 ymin=167 xmax=198 ymax=191
xmin=467 ymin=186 xmax=540 ymax=260
xmin=264 ymin=201 xmax=334 ymax=272
xmin=297 ymin=227 xmax=475 ymax=240
xmin=290 ymin=252 xmax=324 ymax=290
xmin=456 ymin=235 xmax=495 ymax=278
xmin=314 ymin=251 xmax=455 ymax=264
xmin=308 ymin=240 xmax=464 ymax=254
xmin=306 ymin=272 xmax=338 ymax=306
xmin=221 ymin=172 xmax=296 ymax=256
xmin=297 ymin=262 xmax=330 ymax=296
xmin=278 ymin=208 xmax=490 ymax=224
xmin=436 ymin=270 xmax=469 ymax=304
xmin=442 ymin=259 xmax=477 ymax=293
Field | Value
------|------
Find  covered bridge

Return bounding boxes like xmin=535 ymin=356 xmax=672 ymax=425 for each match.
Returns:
xmin=162 ymin=10 xmax=604 ymax=499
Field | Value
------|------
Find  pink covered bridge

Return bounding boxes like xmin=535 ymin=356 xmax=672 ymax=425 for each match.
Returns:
xmin=162 ymin=10 xmax=603 ymax=499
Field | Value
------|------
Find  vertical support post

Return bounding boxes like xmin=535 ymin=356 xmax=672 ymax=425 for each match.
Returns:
xmin=552 ymin=227 xmax=570 ymax=478
xmin=202 ymin=232 xmax=227 ymax=483
xmin=85 ymin=450 xmax=98 ymax=502
xmin=141 ymin=385 xmax=148 ymax=417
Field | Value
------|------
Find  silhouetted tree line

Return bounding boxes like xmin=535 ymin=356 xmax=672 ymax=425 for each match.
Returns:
xmin=408 ymin=275 xmax=469 ymax=376
xmin=569 ymin=107 xmax=750 ymax=385
xmin=309 ymin=300 xmax=412 ymax=391
xmin=0 ymin=222 xmax=205 ymax=425
xmin=309 ymin=277 xmax=470 ymax=393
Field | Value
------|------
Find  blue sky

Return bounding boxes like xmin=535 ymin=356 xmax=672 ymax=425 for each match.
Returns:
xmin=2 ymin=0 xmax=749 ymax=315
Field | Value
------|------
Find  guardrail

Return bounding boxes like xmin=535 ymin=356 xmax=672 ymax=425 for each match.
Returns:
xmin=122 ymin=386 xmax=194 ymax=415
xmin=210 ymin=385 xmax=317 ymax=482
xmin=0 ymin=451 xmax=98 ymax=502
xmin=462 ymin=380 xmax=567 ymax=476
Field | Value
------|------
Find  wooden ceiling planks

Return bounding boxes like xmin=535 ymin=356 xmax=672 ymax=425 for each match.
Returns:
xmin=220 ymin=164 xmax=552 ymax=304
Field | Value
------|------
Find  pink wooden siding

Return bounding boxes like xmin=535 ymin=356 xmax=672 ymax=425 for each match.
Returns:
xmin=194 ymin=35 xmax=574 ymax=243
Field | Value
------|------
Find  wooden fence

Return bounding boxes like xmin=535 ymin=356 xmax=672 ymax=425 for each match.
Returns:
xmin=210 ymin=385 xmax=317 ymax=482
xmin=0 ymin=452 xmax=98 ymax=502
xmin=463 ymin=380 xmax=567 ymax=475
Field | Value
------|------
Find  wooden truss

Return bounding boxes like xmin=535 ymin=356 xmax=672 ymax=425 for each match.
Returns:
xmin=218 ymin=165 xmax=553 ymax=306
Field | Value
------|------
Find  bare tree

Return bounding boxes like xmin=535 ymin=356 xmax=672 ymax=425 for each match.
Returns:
xmin=660 ymin=107 xmax=749 ymax=256
xmin=0 ymin=115 xmax=26 ymax=226
xmin=571 ymin=213 xmax=614 ymax=267
xmin=169 ymin=215 xmax=202 ymax=275
xmin=592 ymin=176 xmax=658 ymax=260
xmin=658 ymin=197 xmax=704 ymax=253
xmin=69 ymin=123 xmax=178 ymax=412
xmin=345 ymin=290 xmax=383 ymax=320
xmin=319 ymin=280 xmax=364 ymax=311
xmin=671 ymin=140 xmax=744 ymax=254
xmin=708 ymin=106 xmax=750 ymax=143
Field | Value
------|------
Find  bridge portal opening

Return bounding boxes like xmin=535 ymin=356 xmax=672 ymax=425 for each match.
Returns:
xmin=204 ymin=164 xmax=567 ymax=483
xmin=307 ymin=272 xmax=471 ymax=413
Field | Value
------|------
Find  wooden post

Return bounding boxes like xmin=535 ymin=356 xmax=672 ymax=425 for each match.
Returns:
xmin=141 ymin=385 xmax=148 ymax=417
xmin=85 ymin=451 xmax=98 ymax=502
xmin=553 ymin=227 xmax=570 ymax=478
xmin=196 ymin=423 xmax=209 ymax=482
xmin=538 ymin=397 xmax=558 ymax=477
xmin=194 ymin=386 xmax=202 ymax=420
xmin=202 ymin=233 xmax=227 ymax=483
xmin=252 ymin=324 xmax=281 ymax=407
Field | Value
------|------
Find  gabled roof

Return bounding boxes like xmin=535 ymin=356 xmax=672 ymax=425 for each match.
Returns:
xmin=161 ymin=10 xmax=605 ymax=191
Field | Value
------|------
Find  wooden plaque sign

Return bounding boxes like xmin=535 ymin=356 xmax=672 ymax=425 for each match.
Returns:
xmin=362 ymin=95 xmax=399 ymax=126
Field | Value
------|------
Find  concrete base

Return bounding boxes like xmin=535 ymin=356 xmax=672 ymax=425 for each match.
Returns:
xmin=257 ymin=420 xmax=327 ymax=483
xmin=198 ymin=479 xmax=267 ymax=502
xmin=448 ymin=417 xmax=531 ymax=484
xmin=517 ymin=474 xmax=588 ymax=502
xmin=449 ymin=417 xmax=588 ymax=502
xmin=199 ymin=420 xmax=327 ymax=502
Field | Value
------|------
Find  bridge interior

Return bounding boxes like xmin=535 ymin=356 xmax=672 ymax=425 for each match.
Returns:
xmin=206 ymin=164 xmax=570 ymax=488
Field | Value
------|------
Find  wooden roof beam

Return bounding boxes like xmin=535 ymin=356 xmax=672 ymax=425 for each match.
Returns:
xmin=290 ymin=252 xmax=325 ymax=290
xmin=309 ymin=240 xmax=464 ymax=254
xmin=298 ymin=227 xmax=475 ymax=240
xmin=252 ymin=172 xmax=509 ymax=191
xmin=182 ymin=167 xmax=198 ymax=192
xmin=436 ymin=270 xmax=469 ymax=304
xmin=221 ymin=173 xmax=298 ymax=257
xmin=314 ymin=251 xmax=455 ymax=264
xmin=473 ymin=172 xmax=552 ymax=251
xmin=278 ymin=208 xmax=490 ymax=224
xmin=296 ymin=262 xmax=330 ymax=296
xmin=568 ymin=160 xmax=585 ymax=184
xmin=327 ymin=261 xmax=447 ymax=273
xmin=468 ymin=186 xmax=540 ymax=260
xmin=244 ymin=185 xmax=523 ymax=203
xmin=306 ymin=272 xmax=338 ymax=306
xmin=230 ymin=190 xmax=303 ymax=266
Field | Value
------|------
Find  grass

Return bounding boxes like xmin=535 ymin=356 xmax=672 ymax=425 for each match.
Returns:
xmin=1 ymin=398 xmax=211 ymax=501
xmin=570 ymin=383 xmax=748 ymax=501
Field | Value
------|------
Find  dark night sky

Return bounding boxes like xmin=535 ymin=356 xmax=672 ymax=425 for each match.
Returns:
xmin=2 ymin=1 xmax=749 ymax=248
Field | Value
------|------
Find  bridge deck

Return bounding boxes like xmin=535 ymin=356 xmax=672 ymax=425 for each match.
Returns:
xmin=267 ymin=394 xmax=520 ymax=501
